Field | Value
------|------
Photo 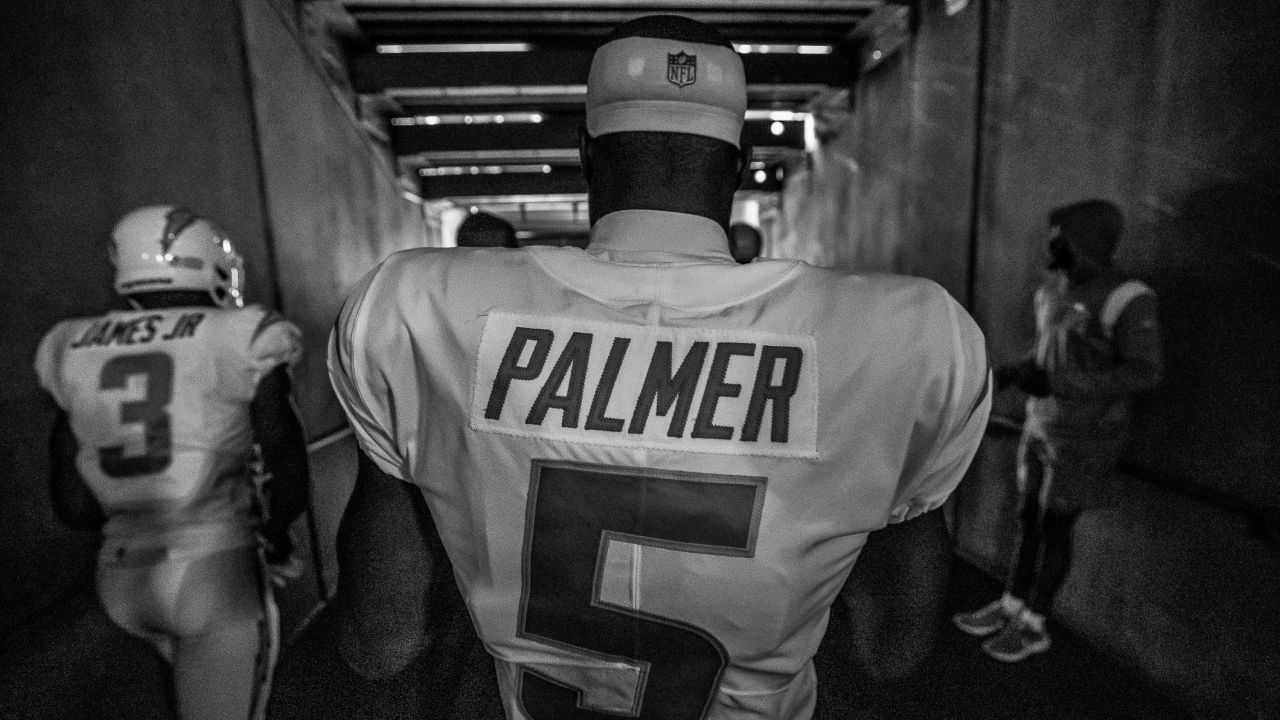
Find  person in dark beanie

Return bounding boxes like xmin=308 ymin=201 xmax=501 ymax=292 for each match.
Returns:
xmin=728 ymin=221 xmax=762 ymax=263
xmin=952 ymin=199 xmax=1164 ymax=662
xmin=456 ymin=210 xmax=519 ymax=248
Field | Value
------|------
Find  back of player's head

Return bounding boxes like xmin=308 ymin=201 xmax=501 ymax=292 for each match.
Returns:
xmin=1049 ymin=199 xmax=1124 ymax=262
xmin=456 ymin=211 xmax=518 ymax=249
xmin=587 ymin=15 xmax=745 ymax=148
xmin=583 ymin=15 xmax=749 ymax=223
xmin=110 ymin=205 xmax=244 ymax=308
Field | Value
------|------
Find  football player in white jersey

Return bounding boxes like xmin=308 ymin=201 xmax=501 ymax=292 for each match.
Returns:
xmin=326 ymin=15 xmax=991 ymax=720
xmin=33 ymin=206 xmax=310 ymax=720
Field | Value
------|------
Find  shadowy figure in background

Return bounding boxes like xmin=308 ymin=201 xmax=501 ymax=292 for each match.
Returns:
xmin=728 ymin=221 xmax=762 ymax=263
xmin=953 ymin=199 xmax=1163 ymax=662
xmin=31 ymin=206 xmax=310 ymax=719
xmin=456 ymin=211 xmax=518 ymax=249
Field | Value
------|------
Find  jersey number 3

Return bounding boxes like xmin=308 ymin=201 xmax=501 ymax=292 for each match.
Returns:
xmin=98 ymin=352 xmax=174 ymax=478
xmin=518 ymin=461 xmax=766 ymax=719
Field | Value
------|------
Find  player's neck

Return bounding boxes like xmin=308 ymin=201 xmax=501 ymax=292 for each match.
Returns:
xmin=588 ymin=172 xmax=733 ymax=234
xmin=585 ymin=147 xmax=734 ymax=232
xmin=125 ymin=291 xmax=218 ymax=310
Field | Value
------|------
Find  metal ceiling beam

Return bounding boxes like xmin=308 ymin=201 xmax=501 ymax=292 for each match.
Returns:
xmin=391 ymin=90 xmax=811 ymax=115
xmin=392 ymin=118 xmax=805 ymax=155
xmin=388 ymin=85 xmax=826 ymax=112
xmin=417 ymin=166 xmax=785 ymax=200
xmin=355 ymin=49 xmax=591 ymax=92
xmin=349 ymin=17 xmax=864 ymax=45
xmin=344 ymin=1 xmax=880 ymax=9
xmin=402 ymin=148 xmax=582 ymax=166
xmin=343 ymin=1 xmax=879 ymax=44
xmin=394 ymin=115 xmax=581 ymax=154
xmin=418 ymin=161 xmax=786 ymax=200
xmin=420 ymin=167 xmax=588 ymax=199
xmin=401 ymin=146 xmax=799 ymax=170
xmin=353 ymin=49 xmax=851 ymax=94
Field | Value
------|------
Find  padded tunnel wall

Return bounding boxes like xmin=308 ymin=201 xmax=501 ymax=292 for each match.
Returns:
xmin=779 ymin=1 xmax=1280 ymax=716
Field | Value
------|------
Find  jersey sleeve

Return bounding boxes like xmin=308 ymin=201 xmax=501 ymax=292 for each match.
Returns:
xmin=247 ymin=309 xmax=303 ymax=379
xmin=327 ymin=261 xmax=410 ymax=480
xmin=33 ymin=323 xmax=71 ymax=409
xmin=221 ymin=306 xmax=303 ymax=403
xmin=888 ymin=292 xmax=993 ymax=524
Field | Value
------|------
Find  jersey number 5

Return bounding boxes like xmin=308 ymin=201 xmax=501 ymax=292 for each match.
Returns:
xmin=518 ymin=461 xmax=766 ymax=720
xmin=98 ymin=352 xmax=174 ymax=478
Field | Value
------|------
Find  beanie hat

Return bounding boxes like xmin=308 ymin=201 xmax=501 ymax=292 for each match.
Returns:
xmin=1049 ymin=199 xmax=1124 ymax=261
xmin=456 ymin=211 xmax=517 ymax=248
xmin=587 ymin=15 xmax=746 ymax=147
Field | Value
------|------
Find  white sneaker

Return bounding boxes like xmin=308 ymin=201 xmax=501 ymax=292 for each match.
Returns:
xmin=952 ymin=593 xmax=1023 ymax=637
xmin=981 ymin=608 xmax=1052 ymax=662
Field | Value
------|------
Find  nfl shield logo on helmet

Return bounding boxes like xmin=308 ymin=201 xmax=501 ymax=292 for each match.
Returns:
xmin=667 ymin=52 xmax=696 ymax=87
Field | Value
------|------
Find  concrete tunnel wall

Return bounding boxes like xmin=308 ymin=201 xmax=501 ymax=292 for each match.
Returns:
xmin=0 ymin=0 xmax=428 ymax=641
xmin=779 ymin=1 xmax=1280 ymax=717
xmin=238 ymin=0 xmax=433 ymax=627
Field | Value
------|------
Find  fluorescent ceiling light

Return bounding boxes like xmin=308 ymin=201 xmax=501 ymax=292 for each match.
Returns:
xmin=420 ymin=164 xmax=556 ymax=177
xmin=444 ymin=193 xmax=587 ymax=207
xmin=377 ymin=43 xmax=532 ymax=53
xmin=745 ymin=110 xmax=809 ymax=122
xmin=410 ymin=149 xmax=581 ymax=165
xmin=735 ymin=44 xmax=832 ymax=55
xmin=393 ymin=112 xmax=544 ymax=126
xmin=388 ymin=85 xmax=586 ymax=100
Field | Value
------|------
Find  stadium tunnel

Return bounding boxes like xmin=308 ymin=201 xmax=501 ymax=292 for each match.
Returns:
xmin=1 ymin=2 xmax=1278 ymax=718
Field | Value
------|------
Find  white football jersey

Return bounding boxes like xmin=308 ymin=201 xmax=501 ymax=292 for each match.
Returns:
xmin=329 ymin=210 xmax=990 ymax=720
xmin=36 ymin=304 xmax=301 ymax=542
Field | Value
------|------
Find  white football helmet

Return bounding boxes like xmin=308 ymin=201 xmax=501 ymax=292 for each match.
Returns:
xmin=110 ymin=205 xmax=245 ymax=308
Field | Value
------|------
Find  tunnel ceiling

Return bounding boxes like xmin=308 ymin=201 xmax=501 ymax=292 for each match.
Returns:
xmin=341 ymin=0 xmax=882 ymax=239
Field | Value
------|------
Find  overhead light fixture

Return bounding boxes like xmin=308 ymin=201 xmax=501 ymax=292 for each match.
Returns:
xmin=419 ymin=164 xmax=564 ymax=177
xmin=387 ymin=86 xmax=586 ymax=100
xmin=411 ymin=149 xmax=580 ymax=165
xmin=447 ymin=193 xmax=587 ymax=207
xmin=745 ymin=110 xmax=809 ymax=122
xmin=392 ymin=112 xmax=547 ymax=127
xmin=734 ymin=44 xmax=832 ymax=55
xmin=377 ymin=43 xmax=532 ymax=54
